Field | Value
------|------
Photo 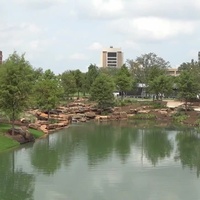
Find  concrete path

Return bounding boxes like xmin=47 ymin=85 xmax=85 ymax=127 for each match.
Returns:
xmin=165 ymin=100 xmax=200 ymax=111
xmin=165 ymin=100 xmax=184 ymax=108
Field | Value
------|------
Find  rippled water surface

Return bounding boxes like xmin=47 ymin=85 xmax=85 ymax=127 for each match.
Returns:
xmin=1 ymin=121 xmax=200 ymax=200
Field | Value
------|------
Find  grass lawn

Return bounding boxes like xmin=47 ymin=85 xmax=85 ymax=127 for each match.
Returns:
xmin=0 ymin=135 xmax=19 ymax=152
xmin=0 ymin=123 xmax=44 ymax=152
xmin=29 ymin=128 xmax=44 ymax=138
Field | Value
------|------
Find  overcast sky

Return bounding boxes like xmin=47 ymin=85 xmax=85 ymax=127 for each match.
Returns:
xmin=1 ymin=0 xmax=200 ymax=74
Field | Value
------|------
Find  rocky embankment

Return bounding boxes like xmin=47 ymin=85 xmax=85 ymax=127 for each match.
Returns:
xmin=24 ymin=100 xmax=198 ymax=135
xmin=8 ymin=100 xmax=200 ymax=144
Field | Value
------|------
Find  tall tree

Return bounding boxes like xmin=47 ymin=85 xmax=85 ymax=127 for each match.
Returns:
xmin=71 ymin=69 xmax=83 ymax=99
xmin=134 ymin=53 xmax=170 ymax=84
xmin=126 ymin=59 xmax=144 ymax=83
xmin=0 ymin=52 xmax=34 ymax=135
xmin=87 ymin=64 xmax=99 ymax=86
xmin=61 ymin=71 xmax=76 ymax=99
xmin=115 ymin=65 xmax=132 ymax=99
xmin=34 ymin=69 xmax=63 ymax=120
xmin=177 ymin=70 xmax=200 ymax=110
xmin=148 ymin=74 xmax=173 ymax=100
xmin=90 ymin=74 xmax=115 ymax=112
xmin=136 ymin=52 xmax=170 ymax=69
xmin=99 ymin=66 xmax=120 ymax=77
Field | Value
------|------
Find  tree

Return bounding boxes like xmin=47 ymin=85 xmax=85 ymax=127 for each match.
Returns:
xmin=178 ymin=60 xmax=200 ymax=71
xmin=99 ymin=66 xmax=120 ymax=77
xmin=136 ymin=52 xmax=170 ymax=69
xmin=177 ymin=70 xmax=200 ymax=110
xmin=61 ymin=71 xmax=76 ymax=99
xmin=34 ymin=69 xmax=63 ymax=120
xmin=115 ymin=65 xmax=132 ymax=99
xmin=32 ymin=67 xmax=43 ymax=82
xmin=126 ymin=59 xmax=144 ymax=83
xmin=71 ymin=69 xmax=83 ymax=99
xmin=86 ymin=64 xmax=99 ymax=87
xmin=90 ymin=74 xmax=115 ymax=111
xmin=132 ymin=53 xmax=170 ymax=84
xmin=0 ymin=52 xmax=34 ymax=135
xmin=148 ymin=75 xmax=173 ymax=100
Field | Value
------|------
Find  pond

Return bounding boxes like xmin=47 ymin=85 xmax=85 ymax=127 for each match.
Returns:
xmin=0 ymin=121 xmax=200 ymax=200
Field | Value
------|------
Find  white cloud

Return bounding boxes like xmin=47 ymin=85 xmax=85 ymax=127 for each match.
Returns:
xmin=30 ymin=40 xmax=39 ymax=50
xmin=88 ymin=42 xmax=103 ymax=50
xmin=69 ymin=53 xmax=88 ymax=60
xmin=91 ymin=0 xmax=124 ymax=15
xmin=1 ymin=0 xmax=200 ymax=73
xmin=133 ymin=18 xmax=195 ymax=40
xmin=74 ymin=0 xmax=124 ymax=19
xmin=72 ymin=0 xmax=200 ymax=20
xmin=14 ymin=0 xmax=66 ymax=9
xmin=111 ymin=17 xmax=196 ymax=41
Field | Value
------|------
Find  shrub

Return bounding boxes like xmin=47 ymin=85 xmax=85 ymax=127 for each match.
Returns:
xmin=130 ymin=113 xmax=156 ymax=120
xmin=114 ymin=99 xmax=126 ymax=107
xmin=172 ymin=111 xmax=188 ymax=123
xmin=151 ymin=102 xmax=166 ymax=109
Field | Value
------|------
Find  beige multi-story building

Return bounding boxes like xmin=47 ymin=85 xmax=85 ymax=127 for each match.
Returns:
xmin=101 ymin=46 xmax=123 ymax=68
xmin=167 ymin=68 xmax=180 ymax=76
xmin=0 ymin=51 xmax=2 ymax=64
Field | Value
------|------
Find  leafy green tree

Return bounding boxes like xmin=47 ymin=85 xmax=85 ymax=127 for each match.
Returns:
xmin=177 ymin=70 xmax=200 ymax=110
xmin=61 ymin=71 xmax=76 ymax=99
xmin=178 ymin=60 xmax=200 ymax=71
xmin=86 ymin=64 xmax=99 ymax=87
xmin=90 ymin=74 xmax=115 ymax=111
xmin=133 ymin=53 xmax=170 ymax=84
xmin=0 ymin=52 xmax=34 ymax=135
xmin=178 ymin=62 xmax=192 ymax=71
xmin=178 ymin=60 xmax=200 ymax=81
xmin=99 ymin=66 xmax=120 ymax=77
xmin=146 ymin=65 xmax=167 ymax=83
xmin=32 ymin=67 xmax=43 ymax=82
xmin=148 ymin=74 xmax=173 ymax=100
xmin=34 ymin=69 xmax=63 ymax=120
xmin=81 ymin=72 xmax=89 ymax=96
xmin=126 ymin=59 xmax=144 ymax=83
xmin=115 ymin=65 xmax=132 ymax=99
xmin=71 ymin=69 xmax=83 ymax=99
xmin=136 ymin=52 xmax=170 ymax=70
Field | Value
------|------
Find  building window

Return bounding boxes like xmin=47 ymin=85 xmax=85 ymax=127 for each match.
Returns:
xmin=108 ymin=52 xmax=117 ymax=57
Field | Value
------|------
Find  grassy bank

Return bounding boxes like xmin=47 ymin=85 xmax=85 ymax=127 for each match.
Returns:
xmin=0 ymin=123 xmax=44 ymax=152
xmin=0 ymin=135 xmax=19 ymax=152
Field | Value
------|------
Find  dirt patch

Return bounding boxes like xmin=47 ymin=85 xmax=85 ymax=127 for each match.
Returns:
xmin=117 ymin=100 xmax=200 ymax=126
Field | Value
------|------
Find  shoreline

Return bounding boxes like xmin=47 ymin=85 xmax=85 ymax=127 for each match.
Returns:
xmin=1 ymin=99 xmax=200 ymax=152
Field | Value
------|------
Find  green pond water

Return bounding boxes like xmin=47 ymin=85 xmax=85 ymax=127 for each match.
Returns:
xmin=1 ymin=121 xmax=200 ymax=200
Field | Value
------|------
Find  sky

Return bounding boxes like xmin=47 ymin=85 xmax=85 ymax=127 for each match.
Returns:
xmin=1 ymin=0 xmax=200 ymax=74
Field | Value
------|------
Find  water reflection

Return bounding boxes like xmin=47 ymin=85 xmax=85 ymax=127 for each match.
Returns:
xmin=1 ymin=122 xmax=200 ymax=200
xmin=20 ymin=123 xmax=200 ymax=179
xmin=176 ymin=128 xmax=200 ymax=177
xmin=31 ymin=137 xmax=61 ymax=175
xmin=143 ymin=128 xmax=173 ymax=166
xmin=0 ymin=151 xmax=35 ymax=200
xmin=29 ymin=123 xmax=177 ymax=170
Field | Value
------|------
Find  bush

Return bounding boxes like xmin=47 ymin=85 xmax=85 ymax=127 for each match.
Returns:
xmin=114 ymin=99 xmax=126 ymax=107
xmin=151 ymin=102 xmax=166 ymax=109
xmin=172 ymin=111 xmax=188 ymax=123
xmin=130 ymin=113 xmax=156 ymax=120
